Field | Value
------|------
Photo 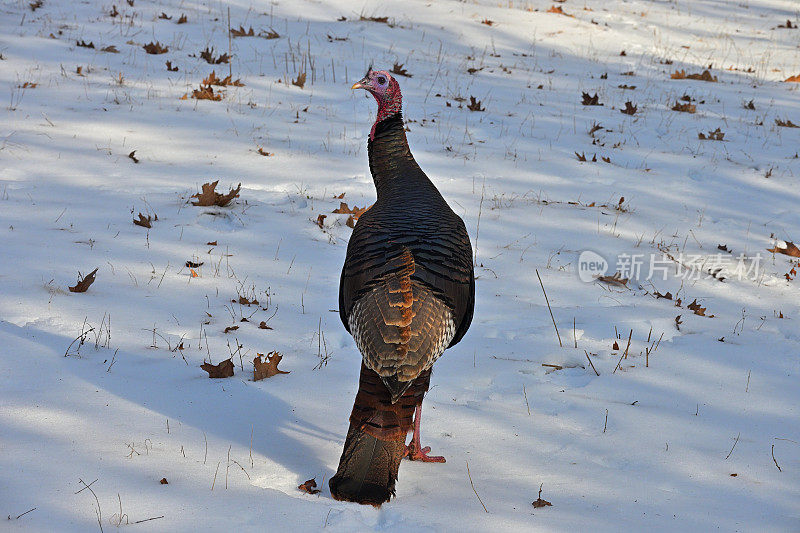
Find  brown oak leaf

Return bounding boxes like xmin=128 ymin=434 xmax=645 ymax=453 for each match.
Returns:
xmin=768 ymin=241 xmax=800 ymax=257
xmin=69 ymin=268 xmax=99 ymax=293
xmin=191 ymin=181 xmax=241 ymax=207
xmin=133 ymin=213 xmax=155 ymax=228
xmin=253 ymin=352 xmax=289 ymax=381
xmin=597 ymin=272 xmax=628 ymax=287
xmin=201 ymin=358 xmax=234 ymax=378
xmin=143 ymin=41 xmax=168 ymax=54
xmin=298 ymin=478 xmax=321 ymax=494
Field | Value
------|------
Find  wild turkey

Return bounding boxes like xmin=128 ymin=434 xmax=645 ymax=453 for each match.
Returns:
xmin=329 ymin=68 xmax=475 ymax=506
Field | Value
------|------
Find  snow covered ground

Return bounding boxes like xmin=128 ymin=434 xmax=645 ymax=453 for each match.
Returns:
xmin=2 ymin=0 xmax=799 ymax=530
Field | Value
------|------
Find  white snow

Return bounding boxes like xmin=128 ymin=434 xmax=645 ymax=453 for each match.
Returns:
xmin=1 ymin=0 xmax=799 ymax=531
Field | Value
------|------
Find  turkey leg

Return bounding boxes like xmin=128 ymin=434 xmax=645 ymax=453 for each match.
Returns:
xmin=404 ymin=404 xmax=445 ymax=462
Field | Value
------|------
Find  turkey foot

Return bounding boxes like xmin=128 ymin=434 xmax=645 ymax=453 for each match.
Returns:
xmin=404 ymin=404 xmax=445 ymax=463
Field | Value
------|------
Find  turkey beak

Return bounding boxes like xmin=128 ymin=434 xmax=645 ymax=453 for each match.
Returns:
xmin=351 ymin=77 xmax=370 ymax=90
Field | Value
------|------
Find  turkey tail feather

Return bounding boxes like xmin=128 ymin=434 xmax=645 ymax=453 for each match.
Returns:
xmin=329 ymin=363 xmax=430 ymax=506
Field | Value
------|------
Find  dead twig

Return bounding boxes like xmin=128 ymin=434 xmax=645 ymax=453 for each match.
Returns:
xmin=536 ymin=269 xmax=562 ymax=347
xmin=584 ymin=350 xmax=600 ymax=376
xmin=725 ymin=432 xmax=741 ymax=460
xmin=771 ymin=444 xmax=782 ymax=472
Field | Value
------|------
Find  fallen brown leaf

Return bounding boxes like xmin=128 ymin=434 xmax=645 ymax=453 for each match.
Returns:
xmin=69 ymin=268 xmax=99 ymax=293
xmin=767 ymin=241 xmax=800 ymax=257
xmin=298 ymin=478 xmax=321 ymax=494
xmin=143 ymin=41 xmax=168 ymax=54
xmin=698 ymin=128 xmax=724 ymax=141
xmin=597 ymin=272 xmax=628 ymax=287
xmin=315 ymin=214 xmax=327 ymax=228
xmin=671 ymin=69 xmax=717 ymax=82
xmin=199 ymin=47 xmax=230 ymax=64
xmin=160 ymin=478 xmax=168 ymax=484
xmin=467 ymin=96 xmax=485 ymax=112
xmin=253 ymin=351 xmax=290 ymax=381
xmin=686 ymin=299 xmax=712 ymax=317
xmin=672 ymin=101 xmax=696 ymax=113
xmin=258 ymin=321 xmax=273 ymax=330
xmin=133 ymin=213 xmax=155 ymax=228
xmin=785 ymin=74 xmax=800 ymax=83
xmin=775 ymin=118 xmax=798 ymax=128
xmin=621 ymin=101 xmax=638 ymax=115
xmin=230 ymin=25 xmax=255 ymax=37
xmin=359 ymin=15 xmax=389 ymax=23
xmin=581 ymin=92 xmax=602 ymax=106
xmin=391 ymin=63 xmax=412 ymax=77
xmin=292 ymin=72 xmax=306 ymax=89
xmin=223 ymin=325 xmax=239 ymax=333
xmin=547 ymin=5 xmax=572 ymax=16
xmin=190 ymin=84 xmax=222 ymax=101
xmin=332 ymin=202 xmax=368 ymax=219
xmin=533 ymin=498 xmax=552 ymax=508
xmin=191 ymin=180 xmax=241 ymax=207
xmin=201 ymin=358 xmax=234 ymax=378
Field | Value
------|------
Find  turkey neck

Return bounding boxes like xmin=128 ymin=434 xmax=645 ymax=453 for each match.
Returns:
xmin=367 ymin=113 xmax=440 ymax=203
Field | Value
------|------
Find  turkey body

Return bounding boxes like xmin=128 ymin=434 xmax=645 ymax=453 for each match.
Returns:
xmin=329 ymin=113 xmax=474 ymax=505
